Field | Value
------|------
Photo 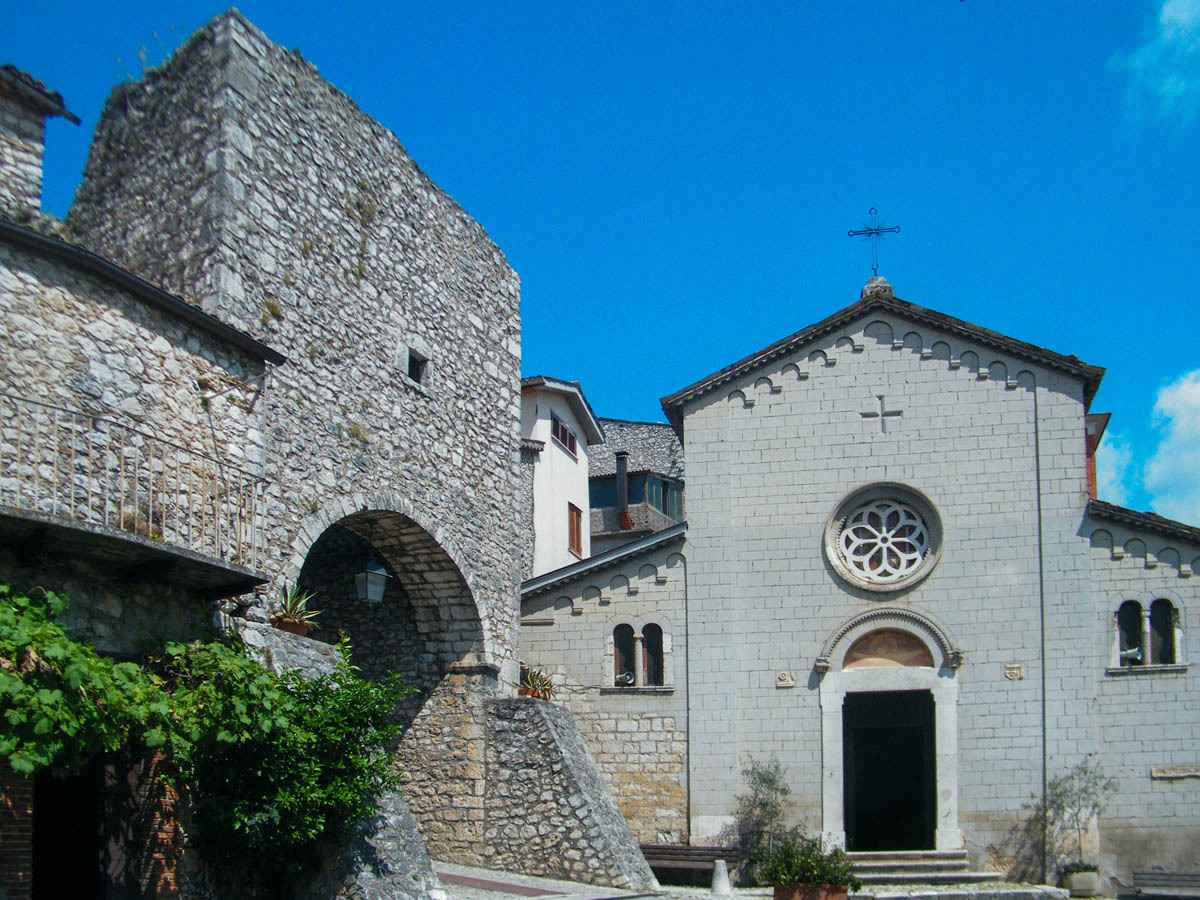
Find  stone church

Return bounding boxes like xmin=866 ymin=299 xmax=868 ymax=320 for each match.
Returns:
xmin=520 ymin=276 xmax=1200 ymax=890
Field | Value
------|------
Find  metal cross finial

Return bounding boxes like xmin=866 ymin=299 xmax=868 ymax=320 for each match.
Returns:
xmin=848 ymin=207 xmax=901 ymax=276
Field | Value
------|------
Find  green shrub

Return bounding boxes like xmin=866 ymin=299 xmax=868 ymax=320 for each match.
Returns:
xmin=0 ymin=584 xmax=168 ymax=775
xmin=152 ymin=637 xmax=412 ymax=877
xmin=755 ymin=827 xmax=862 ymax=890
xmin=0 ymin=584 xmax=412 ymax=884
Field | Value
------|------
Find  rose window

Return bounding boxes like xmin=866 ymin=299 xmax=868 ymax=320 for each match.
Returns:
xmin=824 ymin=485 xmax=943 ymax=591
xmin=838 ymin=500 xmax=929 ymax=583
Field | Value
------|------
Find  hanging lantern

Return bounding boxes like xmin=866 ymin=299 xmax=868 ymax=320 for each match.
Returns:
xmin=354 ymin=522 xmax=391 ymax=604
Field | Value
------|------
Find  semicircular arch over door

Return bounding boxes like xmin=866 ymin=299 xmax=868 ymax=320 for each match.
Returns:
xmin=818 ymin=612 xmax=964 ymax=852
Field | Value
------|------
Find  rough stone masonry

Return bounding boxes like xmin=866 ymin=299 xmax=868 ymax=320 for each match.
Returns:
xmin=36 ymin=8 xmax=658 ymax=891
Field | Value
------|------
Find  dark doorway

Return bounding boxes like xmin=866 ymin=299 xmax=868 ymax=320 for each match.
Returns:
xmin=843 ymin=690 xmax=935 ymax=851
xmin=34 ymin=756 xmax=104 ymax=899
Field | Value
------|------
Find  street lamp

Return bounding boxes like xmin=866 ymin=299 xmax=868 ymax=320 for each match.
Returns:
xmin=353 ymin=523 xmax=391 ymax=603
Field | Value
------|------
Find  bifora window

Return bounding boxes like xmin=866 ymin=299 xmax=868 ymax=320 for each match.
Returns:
xmin=825 ymin=484 xmax=943 ymax=592
xmin=551 ymin=413 xmax=577 ymax=456
xmin=611 ymin=622 xmax=666 ymax=687
xmin=1115 ymin=598 xmax=1181 ymax=668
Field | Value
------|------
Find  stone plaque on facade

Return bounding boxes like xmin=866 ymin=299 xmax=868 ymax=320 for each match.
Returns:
xmin=1150 ymin=764 xmax=1200 ymax=780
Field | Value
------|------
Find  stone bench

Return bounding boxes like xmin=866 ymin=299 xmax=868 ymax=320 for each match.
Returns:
xmin=1133 ymin=872 xmax=1200 ymax=899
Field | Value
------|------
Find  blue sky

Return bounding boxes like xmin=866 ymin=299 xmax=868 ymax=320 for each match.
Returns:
xmin=9 ymin=0 xmax=1200 ymax=522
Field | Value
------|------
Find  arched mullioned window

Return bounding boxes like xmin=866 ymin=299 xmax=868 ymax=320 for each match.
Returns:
xmin=1117 ymin=601 xmax=1144 ymax=666
xmin=643 ymin=624 xmax=664 ymax=686
xmin=613 ymin=624 xmax=635 ymax=686
xmin=1151 ymin=599 xmax=1177 ymax=665
xmin=1114 ymin=598 xmax=1183 ymax=669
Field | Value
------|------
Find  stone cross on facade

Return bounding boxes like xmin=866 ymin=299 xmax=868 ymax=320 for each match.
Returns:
xmin=861 ymin=395 xmax=903 ymax=432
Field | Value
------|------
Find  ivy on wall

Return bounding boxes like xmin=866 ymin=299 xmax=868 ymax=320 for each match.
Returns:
xmin=0 ymin=584 xmax=412 ymax=880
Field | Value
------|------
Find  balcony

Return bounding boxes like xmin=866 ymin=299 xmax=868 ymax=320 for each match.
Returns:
xmin=0 ymin=391 xmax=268 ymax=596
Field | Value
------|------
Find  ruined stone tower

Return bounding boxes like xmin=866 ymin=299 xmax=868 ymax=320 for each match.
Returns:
xmin=69 ymin=8 xmax=525 ymax=859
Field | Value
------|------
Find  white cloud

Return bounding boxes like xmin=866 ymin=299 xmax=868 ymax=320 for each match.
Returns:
xmin=1144 ymin=368 xmax=1200 ymax=524
xmin=1095 ymin=431 xmax=1133 ymax=506
xmin=1112 ymin=0 xmax=1200 ymax=123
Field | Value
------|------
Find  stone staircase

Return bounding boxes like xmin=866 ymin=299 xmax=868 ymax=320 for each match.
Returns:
xmin=850 ymin=850 xmax=996 ymax=886
xmin=847 ymin=851 xmax=1067 ymax=900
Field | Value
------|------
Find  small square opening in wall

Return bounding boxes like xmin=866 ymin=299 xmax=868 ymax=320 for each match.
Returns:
xmin=407 ymin=348 xmax=428 ymax=384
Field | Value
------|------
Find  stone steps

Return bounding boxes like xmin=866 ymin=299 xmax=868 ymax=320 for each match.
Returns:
xmin=851 ymin=884 xmax=1068 ymax=900
xmin=848 ymin=851 xmax=1004 ymax=888
xmin=856 ymin=872 xmax=1009 ymax=886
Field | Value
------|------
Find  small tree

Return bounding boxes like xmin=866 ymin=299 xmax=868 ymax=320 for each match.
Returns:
xmin=734 ymin=756 xmax=792 ymax=881
xmin=1045 ymin=758 xmax=1117 ymax=873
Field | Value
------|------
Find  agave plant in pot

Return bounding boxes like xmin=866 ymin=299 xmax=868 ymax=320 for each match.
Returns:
xmin=755 ymin=827 xmax=862 ymax=900
xmin=518 ymin=663 xmax=554 ymax=700
xmin=270 ymin=584 xmax=321 ymax=636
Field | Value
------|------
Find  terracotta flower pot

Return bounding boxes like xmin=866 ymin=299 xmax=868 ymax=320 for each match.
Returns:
xmin=518 ymin=687 xmax=535 ymax=697
xmin=270 ymin=617 xmax=312 ymax=637
xmin=773 ymin=885 xmax=850 ymax=900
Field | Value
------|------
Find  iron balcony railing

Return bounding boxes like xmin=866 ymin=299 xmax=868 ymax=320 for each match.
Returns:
xmin=0 ymin=391 xmax=264 ymax=569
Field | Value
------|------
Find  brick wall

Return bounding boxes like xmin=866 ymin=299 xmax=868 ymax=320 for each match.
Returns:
xmin=0 ymin=762 xmax=32 ymax=900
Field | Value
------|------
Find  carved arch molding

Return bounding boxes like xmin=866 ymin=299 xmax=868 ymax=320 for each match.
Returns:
xmin=816 ymin=606 xmax=964 ymax=674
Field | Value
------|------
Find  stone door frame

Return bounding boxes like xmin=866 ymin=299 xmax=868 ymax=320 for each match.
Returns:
xmin=817 ymin=608 xmax=964 ymax=851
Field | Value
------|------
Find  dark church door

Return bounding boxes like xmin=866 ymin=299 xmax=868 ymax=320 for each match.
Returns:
xmin=843 ymin=690 xmax=935 ymax=851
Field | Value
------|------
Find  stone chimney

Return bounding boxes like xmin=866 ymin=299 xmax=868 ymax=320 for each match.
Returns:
xmin=0 ymin=65 xmax=79 ymax=217
xmin=615 ymin=450 xmax=634 ymax=531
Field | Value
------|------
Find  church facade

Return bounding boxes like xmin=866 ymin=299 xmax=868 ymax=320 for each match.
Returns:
xmin=520 ymin=276 xmax=1199 ymax=888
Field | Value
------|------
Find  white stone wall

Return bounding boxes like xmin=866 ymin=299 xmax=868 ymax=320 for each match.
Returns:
xmin=524 ymin=389 xmax=592 ymax=575
xmin=1084 ymin=517 xmax=1199 ymax=879
xmin=520 ymin=538 xmax=689 ymax=843
xmin=679 ymin=311 xmax=1097 ymax=865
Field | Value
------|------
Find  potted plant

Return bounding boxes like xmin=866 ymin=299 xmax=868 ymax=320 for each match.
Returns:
xmin=518 ymin=664 xmax=554 ymax=699
xmin=755 ymin=827 xmax=862 ymax=900
xmin=269 ymin=584 xmax=321 ymax=636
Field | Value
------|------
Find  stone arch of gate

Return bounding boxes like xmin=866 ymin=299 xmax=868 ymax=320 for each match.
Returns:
xmin=816 ymin=607 xmax=964 ymax=852
xmin=287 ymin=495 xmax=497 ymax=857
xmin=281 ymin=493 xmax=492 ymax=663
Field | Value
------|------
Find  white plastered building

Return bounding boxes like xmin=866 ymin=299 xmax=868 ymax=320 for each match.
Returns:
xmin=521 ymin=376 xmax=605 ymax=577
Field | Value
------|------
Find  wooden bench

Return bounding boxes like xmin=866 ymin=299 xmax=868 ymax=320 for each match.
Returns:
xmin=1133 ymin=872 xmax=1200 ymax=899
xmin=640 ymin=843 xmax=739 ymax=873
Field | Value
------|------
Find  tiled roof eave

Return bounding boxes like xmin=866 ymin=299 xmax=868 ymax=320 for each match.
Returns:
xmin=520 ymin=522 xmax=687 ymax=598
xmin=660 ymin=295 xmax=1105 ymax=424
xmin=1087 ymin=499 xmax=1200 ymax=546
